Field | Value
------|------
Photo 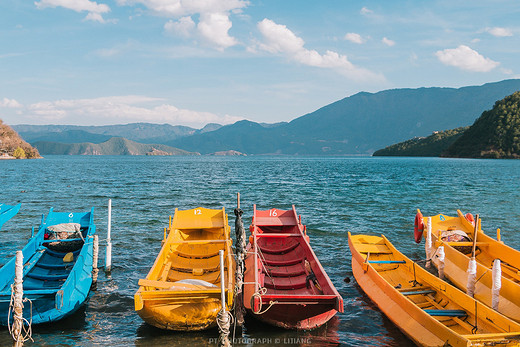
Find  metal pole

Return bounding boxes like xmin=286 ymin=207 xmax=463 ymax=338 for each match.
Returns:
xmin=106 ymin=199 xmax=112 ymax=272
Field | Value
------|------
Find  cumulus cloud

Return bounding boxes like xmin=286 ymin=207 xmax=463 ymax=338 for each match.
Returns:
xmin=35 ymin=0 xmax=111 ymax=23
xmin=164 ymin=17 xmax=195 ymax=38
xmin=256 ymin=19 xmax=384 ymax=82
xmin=0 ymin=98 xmax=23 ymax=108
xmin=198 ymin=12 xmax=237 ymax=50
xmin=3 ymin=96 xmax=243 ymax=127
xmin=382 ymin=37 xmax=395 ymax=46
xmin=119 ymin=0 xmax=248 ymax=50
xmin=344 ymin=33 xmax=364 ymax=44
xmin=435 ymin=45 xmax=499 ymax=72
xmin=486 ymin=27 xmax=513 ymax=37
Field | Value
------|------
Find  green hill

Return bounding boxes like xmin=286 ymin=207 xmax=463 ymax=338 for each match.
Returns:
xmin=33 ymin=137 xmax=199 ymax=156
xmin=442 ymin=92 xmax=520 ymax=158
xmin=373 ymin=127 xmax=468 ymax=157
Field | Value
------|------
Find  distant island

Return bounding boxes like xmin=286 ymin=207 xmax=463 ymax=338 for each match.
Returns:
xmin=0 ymin=120 xmax=41 ymax=159
xmin=32 ymin=137 xmax=199 ymax=156
xmin=374 ymin=91 xmax=520 ymax=159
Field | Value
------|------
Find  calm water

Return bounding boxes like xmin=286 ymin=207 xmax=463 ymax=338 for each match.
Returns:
xmin=1 ymin=156 xmax=520 ymax=346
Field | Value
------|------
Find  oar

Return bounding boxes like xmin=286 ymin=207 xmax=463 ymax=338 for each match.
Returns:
xmin=471 ymin=214 xmax=479 ymax=258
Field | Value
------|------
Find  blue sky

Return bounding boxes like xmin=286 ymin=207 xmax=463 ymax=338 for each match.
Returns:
xmin=1 ymin=0 xmax=519 ymax=128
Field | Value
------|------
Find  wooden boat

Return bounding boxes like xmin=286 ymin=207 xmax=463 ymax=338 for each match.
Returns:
xmin=134 ymin=207 xmax=235 ymax=331
xmin=349 ymin=232 xmax=520 ymax=347
xmin=0 ymin=203 xmax=21 ymax=230
xmin=0 ymin=207 xmax=96 ymax=325
xmin=243 ymin=205 xmax=343 ymax=330
xmin=416 ymin=210 xmax=520 ymax=323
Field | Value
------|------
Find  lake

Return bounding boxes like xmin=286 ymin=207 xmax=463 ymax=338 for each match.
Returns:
xmin=1 ymin=155 xmax=519 ymax=346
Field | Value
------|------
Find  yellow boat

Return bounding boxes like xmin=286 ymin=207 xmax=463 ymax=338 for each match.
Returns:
xmin=134 ymin=207 xmax=235 ymax=330
xmin=349 ymin=232 xmax=520 ymax=347
xmin=416 ymin=210 xmax=520 ymax=322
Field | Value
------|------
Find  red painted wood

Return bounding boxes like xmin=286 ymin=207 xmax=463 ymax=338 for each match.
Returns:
xmin=242 ymin=205 xmax=344 ymax=330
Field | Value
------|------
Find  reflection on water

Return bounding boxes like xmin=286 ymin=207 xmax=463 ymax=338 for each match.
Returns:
xmin=1 ymin=156 xmax=519 ymax=346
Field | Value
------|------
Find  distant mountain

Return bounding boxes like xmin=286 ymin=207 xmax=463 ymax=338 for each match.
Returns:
xmin=170 ymin=79 xmax=520 ymax=154
xmin=0 ymin=119 xmax=41 ymax=159
xmin=13 ymin=79 xmax=520 ymax=155
xmin=13 ymin=122 xmax=216 ymax=145
xmin=33 ymin=137 xmax=199 ymax=156
xmin=373 ymin=127 xmax=468 ymax=157
xmin=442 ymin=91 xmax=520 ymax=158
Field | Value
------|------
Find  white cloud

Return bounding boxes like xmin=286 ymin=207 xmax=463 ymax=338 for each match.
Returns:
xmin=35 ymin=0 xmax=110 ymax=23
xmin=118 ymin=0 xmax=248 ymax=50
xmin=164 ymin=17 xmax=195 ymax=38
xmin=198 ymin=12 xmax=237 ymax=50
xmin=360 ymin=7 xmax=373 ymax=15
xmin=435 ymin=45 xmax=499 ymax=72
xmin=5 ymin=96 xmax=243 ymax=127
xmin=486 ymin=27 xmax=513 ymax=37
xmin=0 ymin=98 xmax=23 ymax=108
xmin=116 ymin=0 xmax=248 ymax=17
xmin=344 ymin=33 xmax=364 ymax=44
xmin=256 ymin=19 xmax=384 ymax=82
xmin=382 ymin=37 xmax=395 ymax=46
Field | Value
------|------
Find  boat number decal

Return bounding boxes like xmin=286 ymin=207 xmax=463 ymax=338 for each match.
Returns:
xmin=440 ymin=215 xmax=445 ymax=221
xmin=194 ymin=209 xmax=202 ymax=215
xmin=269 ymin=209 xmax=277 ymax=216
xmin=68 ymin=213 xmax=74 ymax=218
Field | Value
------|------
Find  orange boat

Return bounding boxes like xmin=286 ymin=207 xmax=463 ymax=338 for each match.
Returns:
xmin=243 ymin=205 xmax=343 ymax=330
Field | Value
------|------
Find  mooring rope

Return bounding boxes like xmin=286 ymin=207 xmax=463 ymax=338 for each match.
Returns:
xmin=217 ymin=309 xmax=233 ymax=347
xmin=8 ymin=286 xmax=33 ymax=345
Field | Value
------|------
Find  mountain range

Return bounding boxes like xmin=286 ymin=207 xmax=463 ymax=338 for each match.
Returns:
xmin=13 ymin=79 xmax=520 ymax=155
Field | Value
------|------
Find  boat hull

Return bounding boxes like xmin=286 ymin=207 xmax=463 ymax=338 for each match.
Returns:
xmin=137 ymin=295 xmax=221 ymax=330
xmin=0 ymin=208 xmax=95 ymax=325
xmin=423 ymin=211 xmax=520 ymax=322
xmin=243 ymin=205 xmax=343 ymax=330
xmin=349 ymin=233 xmax=520 ymax=347
xmin=135 ymin=207 xmax=235 ymax=331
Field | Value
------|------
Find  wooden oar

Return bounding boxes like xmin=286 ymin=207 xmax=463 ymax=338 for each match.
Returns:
xmin=471 ymin=214 xmax=479 ymax=258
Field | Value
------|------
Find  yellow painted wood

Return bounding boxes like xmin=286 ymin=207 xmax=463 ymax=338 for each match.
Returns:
xmin=134 ymin=207 xmax=235 ymax=331
xmin=349 ymin=232 xmax=520 ymax=347
xmin=423 ymin=210 xmax=520 ymax=322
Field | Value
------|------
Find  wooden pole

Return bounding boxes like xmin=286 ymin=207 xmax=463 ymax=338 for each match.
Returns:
xmin=471 ymin=214 xmax=479 ymax=258
xmin=237 ymin=192 xmax=240 ymax=209
xmin=12 ymin=251 xmax=24 ymax=347
xmin=92 ymin=235 xmax=99 ymax=289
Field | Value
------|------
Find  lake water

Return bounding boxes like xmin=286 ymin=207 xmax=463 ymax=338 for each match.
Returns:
xmin=1 ymin=155 xmax=519 ymax=346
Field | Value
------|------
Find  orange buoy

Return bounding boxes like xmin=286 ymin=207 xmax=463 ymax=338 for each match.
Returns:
xmin=414 ymin=211 xmax=424 ymax=243
xmin=465 ymin=213 xmax=475 ymax=226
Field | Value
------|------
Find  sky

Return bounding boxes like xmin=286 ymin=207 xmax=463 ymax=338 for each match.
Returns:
xmin=1 ymin=0 xmax=519 ymax=128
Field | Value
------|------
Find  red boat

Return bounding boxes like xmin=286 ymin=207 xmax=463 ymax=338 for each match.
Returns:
xmin=243 ymin=205 xmax=343 ymax=330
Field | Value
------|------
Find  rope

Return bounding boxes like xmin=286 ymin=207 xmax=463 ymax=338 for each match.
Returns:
xmin=8 ymin=285 xmax=33 ymax=345
xmin=217 ymin=309 xmax=233 ymax=347
xmin=233 ymin=208 xmax=246 ymax=326
xmin=251 ymin=287 xmax=278 ymax=315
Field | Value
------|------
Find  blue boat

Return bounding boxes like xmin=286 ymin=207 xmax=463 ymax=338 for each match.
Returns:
xmin=0 ymin=207 xmax=96 ymax=325
xmin=0 ymin=203 xmax=21 ymax=230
